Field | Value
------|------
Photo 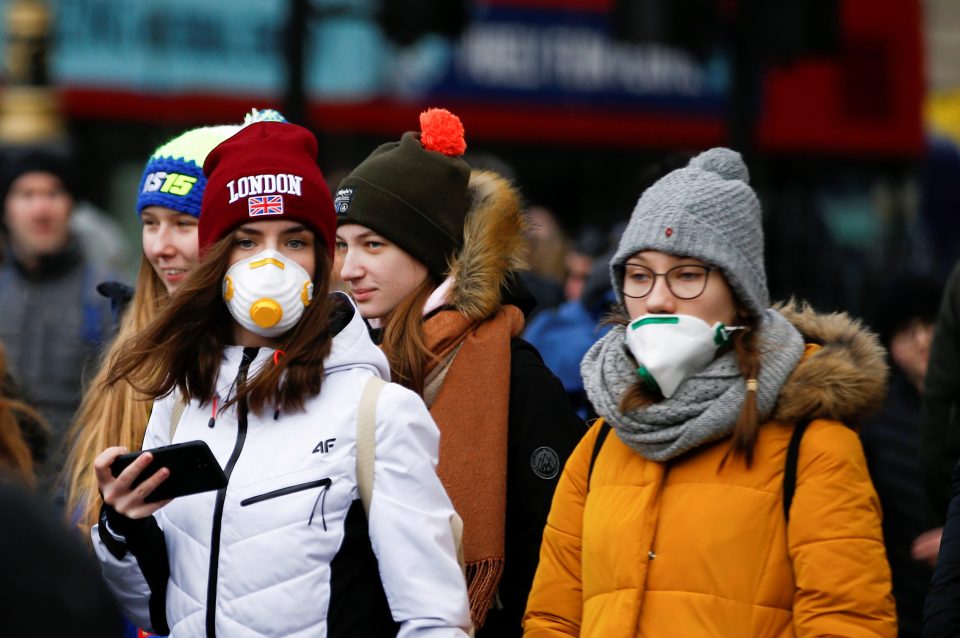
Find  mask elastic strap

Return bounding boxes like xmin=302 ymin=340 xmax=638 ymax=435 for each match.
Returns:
xmin=636 ymin=365 xmax=661 ymax=395
xmin=714 ymin=323 xmax=745 ymax=346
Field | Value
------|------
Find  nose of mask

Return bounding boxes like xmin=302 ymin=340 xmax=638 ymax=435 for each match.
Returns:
xmin=250 ymin=298 xmax=283 ymax=328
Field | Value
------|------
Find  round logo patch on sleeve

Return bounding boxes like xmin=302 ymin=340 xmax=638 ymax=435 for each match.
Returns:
xmin=530 ymin=446 xmax=560 ymax=480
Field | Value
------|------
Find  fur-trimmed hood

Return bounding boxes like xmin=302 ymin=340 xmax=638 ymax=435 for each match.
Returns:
xmin=447 ymin=170 xmax=527 ymax=320
xmin=771 ymin=300 xmax=888 ymax=427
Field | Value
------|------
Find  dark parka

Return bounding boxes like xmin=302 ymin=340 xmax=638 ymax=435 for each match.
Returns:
xmin=398 ymin=170 xmax=586 ymax=637
xmin=924 ymin=460 xmax=960 ymax=637
xmin=0 ymin=238 xmax=112 ymax=489
xmin=921 ymin=261 xmax=960 ymax=521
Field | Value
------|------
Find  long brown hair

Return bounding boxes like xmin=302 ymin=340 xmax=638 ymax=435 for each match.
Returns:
xmin=0 ymin=346 xmax=47 ymax=485
xmin=616 ymin=308 xmax=764 ymax=466
xmin=106 ymin=232 xmax=334 ymax=416
xmin=64 ymin=257 xmax=167 ymax=530
xmin=379 ymin=277 xmax=440 ymax=395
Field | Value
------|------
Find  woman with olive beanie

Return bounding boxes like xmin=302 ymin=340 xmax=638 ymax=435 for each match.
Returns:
xmin=522 ymin=148 xmax=896 ymax=637
xmin=336 ymin=108 xmax=585 ymax=636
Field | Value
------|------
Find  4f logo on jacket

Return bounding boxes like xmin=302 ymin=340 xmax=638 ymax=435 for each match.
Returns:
xmin=312 ymin=438 xmax=336 ymax=454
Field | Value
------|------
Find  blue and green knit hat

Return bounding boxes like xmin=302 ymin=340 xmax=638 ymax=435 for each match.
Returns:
xmin=136 ymin=108 xmax=286 ymax=217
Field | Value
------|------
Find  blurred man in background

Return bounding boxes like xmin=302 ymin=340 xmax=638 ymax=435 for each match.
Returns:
xmin=0 ymin=148 xmax=113 ymax=494
xmin=523 ymin=224 xmax=616 ymax=418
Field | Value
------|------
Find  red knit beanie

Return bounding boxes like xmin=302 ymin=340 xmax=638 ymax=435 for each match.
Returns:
xmin=199 ymin=121 xmax=335 ymax=258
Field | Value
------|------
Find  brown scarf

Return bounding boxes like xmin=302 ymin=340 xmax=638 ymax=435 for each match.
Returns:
xmin=422 ymin=304 xmax=525 ymax=628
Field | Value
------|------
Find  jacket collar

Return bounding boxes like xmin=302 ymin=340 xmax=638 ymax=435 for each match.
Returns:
xmin=772 ymin=300 xmax=888 ymax=427
xmin=445 ymin=171 xmax=527 ymax=321
xmin=5 ymin=235 xmax=83 ymax=281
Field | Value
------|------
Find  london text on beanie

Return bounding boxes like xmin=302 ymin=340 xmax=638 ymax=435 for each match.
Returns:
xmin=199 ymin=121 xmax=335 ymax=257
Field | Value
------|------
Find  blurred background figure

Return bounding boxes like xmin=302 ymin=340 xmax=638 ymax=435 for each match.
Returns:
xmin=561 ymin=226 xmax=607 ymax=304
xmin=0 ymin=147 xmax=113 ymax=494
xmin=520 ymin=205 xmax=567 ymax=317
xmin=523 ymin=224 xmax=614 ymax=418
xmin=861 ymin=274 xmax=943 ymax=638
xmin=920 ymin=260 xmax=960 ymax=530
xmin=0 ymin=478 xmax=125 ymax=637
xmin=924 ymin=459 xmax=960 ymax=637
xmin=70 ymin=200 xmax=132 ymax=278
xmin=0 ymin=344 xmax=46 ymax=485
xmin=524 ymin=205 xmax=568 ymax=285
xmin=0 ymin=345 xmax=121 ymax=637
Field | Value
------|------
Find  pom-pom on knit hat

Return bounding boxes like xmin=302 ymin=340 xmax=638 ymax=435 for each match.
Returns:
xmin=199 ymin=120 xmax=335 ymax=259
xmin=136 ymin=109 xmax=286 ymax=218
xmin=610 ymin=147 xmax=768 ymax=317
xmin=334 ymin=108 xmax=471 ymax=280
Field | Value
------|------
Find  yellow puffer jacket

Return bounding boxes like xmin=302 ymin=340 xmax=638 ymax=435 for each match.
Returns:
xmin=523 ymin=305 xmax=897 ymax=638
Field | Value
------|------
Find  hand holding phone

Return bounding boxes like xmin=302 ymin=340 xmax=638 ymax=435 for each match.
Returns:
xmin=110 ymin=440 xmax=227 ymax=503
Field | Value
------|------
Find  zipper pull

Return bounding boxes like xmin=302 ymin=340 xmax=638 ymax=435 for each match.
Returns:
xmin=208 ymin=394 xmax=219 ymax=428
xmin=308 ymin=481 xmax=332 ymax=530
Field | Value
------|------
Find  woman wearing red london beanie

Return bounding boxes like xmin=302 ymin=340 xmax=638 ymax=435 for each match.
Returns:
xmin=336 ymin=109 xmax=585 ymax=636
xmin=88 ymin=121 xmax=471 ymax=637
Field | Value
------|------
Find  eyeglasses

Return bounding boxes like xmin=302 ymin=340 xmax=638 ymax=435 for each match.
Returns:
xmin=622 ymin=263 xmax=713 ymax=300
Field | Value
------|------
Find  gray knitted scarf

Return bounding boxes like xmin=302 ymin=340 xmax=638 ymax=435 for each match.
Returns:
xmin=581 ymin=309 xmax=805 ymax=462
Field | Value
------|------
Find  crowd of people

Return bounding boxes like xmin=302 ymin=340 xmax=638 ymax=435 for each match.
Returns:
xmin=2 ymin=106 xmax=960 ymax=637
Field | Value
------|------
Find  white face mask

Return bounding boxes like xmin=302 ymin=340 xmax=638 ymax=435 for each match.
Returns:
xmin=624 ymin=314 xmax=742 ymax=398
xmin=223 ymin=249 xmax=314 ymax=338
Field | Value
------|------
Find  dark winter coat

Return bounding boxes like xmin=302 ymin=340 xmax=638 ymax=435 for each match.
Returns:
xmin=445 ymin=172 xmax=585 ymax=637
xmin=372 ymin=169 xmax=586 ymax=636
xmin=924 ymin=460 xmax=960 ymax=637
xmin=0 ymin=238 xmax=113 ymax=490
xmin=921 ymin=262 xmax=960 ymax=521
xmin=0 ymin=478 xmax=123 ymax=636
xmin=480 ymin=335 xmax=585 ymax=637
xmin=862 ymin=370 xmax=937 ymax=638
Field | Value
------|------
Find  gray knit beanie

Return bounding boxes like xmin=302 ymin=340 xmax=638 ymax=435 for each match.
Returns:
xmin=610 ymin=147 xmax=768 ymax=317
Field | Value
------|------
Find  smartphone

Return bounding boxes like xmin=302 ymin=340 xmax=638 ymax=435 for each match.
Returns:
xmin=110 ymin=440 xmax=227 ymax=503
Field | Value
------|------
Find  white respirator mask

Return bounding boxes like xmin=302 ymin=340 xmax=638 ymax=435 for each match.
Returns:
xmin=223 ymin=249 xmax=314 ymax=338
xmin=624 ymin=314 xmax=743 ymax=398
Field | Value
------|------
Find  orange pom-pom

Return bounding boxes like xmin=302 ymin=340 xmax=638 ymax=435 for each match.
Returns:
xmin=419 ymin=108 xmax=466 ymax=157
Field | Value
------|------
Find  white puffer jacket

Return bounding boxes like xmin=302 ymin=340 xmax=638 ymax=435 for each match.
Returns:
xmin=93 ymin=297 xmax=471 ymax=637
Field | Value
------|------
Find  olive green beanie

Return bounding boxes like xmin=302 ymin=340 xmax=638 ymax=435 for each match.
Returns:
xmin=335 ymin=109 xmax=471 ymax=279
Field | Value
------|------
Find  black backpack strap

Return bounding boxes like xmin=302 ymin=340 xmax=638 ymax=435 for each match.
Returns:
xmin=587 ymin=421 xmax=612 ymax=492
xmin=783 ymin=421 xmax=810 ymax=522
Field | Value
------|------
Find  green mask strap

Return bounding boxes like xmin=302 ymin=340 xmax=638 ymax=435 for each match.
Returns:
xmin=636 ymin=365 xmax=661 ymax=394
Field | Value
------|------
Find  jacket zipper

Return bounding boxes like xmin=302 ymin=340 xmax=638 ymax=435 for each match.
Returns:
xmin=240 ymin=478 xmax=332 ymax=506
xmin=241 ymin=478 xmax=333 ymax=530
xmin=205 ymin=347 xmax=257 ymax=638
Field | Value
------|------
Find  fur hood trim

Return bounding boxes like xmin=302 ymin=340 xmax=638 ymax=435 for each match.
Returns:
xmin=771 ymin=300 xmax=888 ymax=426
xmin=447 ymin=170 xmax=527 ymax=320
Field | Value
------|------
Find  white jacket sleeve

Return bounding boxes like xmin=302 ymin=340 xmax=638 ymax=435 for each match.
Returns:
xmin=366 ymin=382 xmax=472 ymax=638
xmin=90 ymin=394 xmax=174 ymax=633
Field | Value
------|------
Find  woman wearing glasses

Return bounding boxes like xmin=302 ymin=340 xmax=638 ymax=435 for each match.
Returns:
xmin=523 ymin=148 xmax=896 ymax=637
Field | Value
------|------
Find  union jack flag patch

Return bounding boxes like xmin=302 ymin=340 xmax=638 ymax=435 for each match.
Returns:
xmin=248 ymin=195 xmax=284 ymax=217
